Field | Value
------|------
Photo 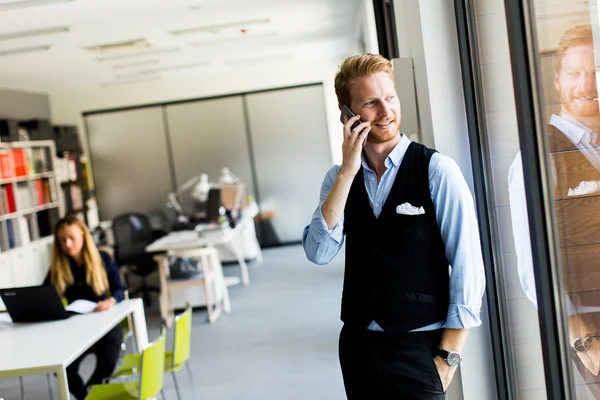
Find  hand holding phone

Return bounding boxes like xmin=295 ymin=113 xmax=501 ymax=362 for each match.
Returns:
xmin=340 ymin=104 xmax=369 ymax=146
xmin=340 ymin=104 xmax=363 ymax=131
xmin=338 ymin=104 xmax=371 ymax=175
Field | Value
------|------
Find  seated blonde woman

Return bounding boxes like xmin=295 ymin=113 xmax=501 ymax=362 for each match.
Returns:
xmin=44 ymin=215 xmax=126 ymax=400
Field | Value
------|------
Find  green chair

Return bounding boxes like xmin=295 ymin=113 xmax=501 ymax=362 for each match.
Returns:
xmin=111 ymin=305 xmax=195 ymax=400
xmin=86 ymin=329 xmax=167 ymax=400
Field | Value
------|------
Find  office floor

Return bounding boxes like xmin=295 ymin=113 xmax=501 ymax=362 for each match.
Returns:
xmin=0 ymin=244 xmax=347 ymax=400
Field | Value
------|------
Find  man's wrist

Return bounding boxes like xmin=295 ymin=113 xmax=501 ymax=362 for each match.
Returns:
xmin=337 ymin=170 xmax=356 ymax=182
xmin=435 ymin=348 xmax=462 ymax=367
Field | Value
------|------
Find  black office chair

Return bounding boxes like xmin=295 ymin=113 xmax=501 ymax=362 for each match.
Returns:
xmin=112 ymin=213 xmax=160 ymax=306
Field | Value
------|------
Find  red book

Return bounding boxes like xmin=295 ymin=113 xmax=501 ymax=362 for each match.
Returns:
xmin=11 ymin=149 xmax=28 ymax=177
xmin=0 ymin=151 xmax=14 ymax=179
xmin=4 ymin=185 xmax=16 ymax=213
xmin=34 ymin=179 xmax=45 ymax=206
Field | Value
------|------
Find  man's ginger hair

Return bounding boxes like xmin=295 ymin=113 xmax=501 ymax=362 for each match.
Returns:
xmin=334 ymin=53 xmax=395 ymax=107
xmin=554 ymin=24 xmax=593 ymax=73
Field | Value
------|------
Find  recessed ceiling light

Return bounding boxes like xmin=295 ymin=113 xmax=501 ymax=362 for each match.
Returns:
xmin=97 ymin=47 xmax=179 ymax=62
xmin=226 ymin=53 xmax=293 ymax=68
xmin=0 ymin=0 xmax=75 ymax=12
xmin=112 ymin=60 xmax=160 ymax=70
xmin=146 ymin=61 xmax=210 ymax=73
xmin=0 ymin=44 xmax=50 ymax=56
xmin=84 ymin=38 xmax=151 ymax=54
xmin=114 ymin=62 xmax=210 ymax=79
xmin=0 ymin=25 xmax=69 ymax=41
xmin=170 ymin=18 xmax=270 ymax=36
xmin=191 ymin=31 xmax=278 ymax=47
xmin=101 ymin=76 xmax=162 ymax=88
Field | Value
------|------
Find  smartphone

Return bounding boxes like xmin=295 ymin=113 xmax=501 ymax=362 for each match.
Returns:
xmin=340 ymin=104 xmax=363 ymax=131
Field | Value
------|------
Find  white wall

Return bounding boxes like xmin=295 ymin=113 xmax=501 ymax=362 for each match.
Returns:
xmin=418 ymin=3 xmax=475 ymax=192
xmin=393 ymin=0 xmax=435 ymax=149
xmin=394 ymin=1 xmax=498 ymax=399
xmin=0 ymin=89 xmax=51 ymax=120
xmin=49 ymin=60 xmax=345 ymax=169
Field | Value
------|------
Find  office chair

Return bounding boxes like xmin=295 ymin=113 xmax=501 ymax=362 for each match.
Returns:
xmin=87 ymin=328 xmax=167 ymax=400
xmin=112 ymin=213 xmax=160 ymax=306
xmin=110 ymin=304 xmax=196 ymax=400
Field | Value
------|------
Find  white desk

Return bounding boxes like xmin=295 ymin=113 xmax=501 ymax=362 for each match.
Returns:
xmin=146 ymin=216 xmax=254 ymax=285
xmin=0 ymin=299 xmax=148 ymax=400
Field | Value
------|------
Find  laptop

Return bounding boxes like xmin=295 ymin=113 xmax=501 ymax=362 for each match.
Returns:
xmin=0 ymin=285 xmax=72 ymax=322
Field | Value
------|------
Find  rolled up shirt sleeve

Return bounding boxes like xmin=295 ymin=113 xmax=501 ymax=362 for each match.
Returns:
xmin=429 ymin=154 xmax=486 ymax=329
xmin=302 ymin=165 xmax=346 ymax=265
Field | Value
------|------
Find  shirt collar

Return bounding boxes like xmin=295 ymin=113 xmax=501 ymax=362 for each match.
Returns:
xmin=550 ymin=114 xmax=591 ymax=145
xmin=361 ymin=133 xmax=411 ymax=171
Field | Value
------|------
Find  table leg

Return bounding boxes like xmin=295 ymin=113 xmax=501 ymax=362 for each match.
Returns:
xmin=56 ymin=366 xmax=70 ymax=400
xmin=245 ymin=220 xmax=263 ymax=264
xmin=131 ymin=301 xmax=149 ymax=349
xmin=230 ymin=239 xmax=250 ymax=285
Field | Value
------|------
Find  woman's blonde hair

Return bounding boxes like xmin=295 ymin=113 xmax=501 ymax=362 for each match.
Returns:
xmin=50 ymin=215 xmax=108 ymax=297
xmin=334 ymin=53 xmax=395 ymax=107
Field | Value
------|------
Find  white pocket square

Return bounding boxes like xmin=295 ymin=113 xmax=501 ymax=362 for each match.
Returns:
xmin=396 ymin=202 xmax=425 ymax=215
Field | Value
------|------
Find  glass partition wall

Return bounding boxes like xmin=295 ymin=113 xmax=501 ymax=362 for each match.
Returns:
xmin=458 ymin=0 xmax=600 ymax=398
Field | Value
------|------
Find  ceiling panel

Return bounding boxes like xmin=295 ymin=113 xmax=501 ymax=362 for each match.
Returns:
xmin=0 ymin=0 xmax=361 ymax=91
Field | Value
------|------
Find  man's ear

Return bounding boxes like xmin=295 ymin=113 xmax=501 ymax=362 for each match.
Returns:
xmin=554 ymin=73 xmax=560 ymax=92
xmin=338 ymin=104 xmax=342 ymax=111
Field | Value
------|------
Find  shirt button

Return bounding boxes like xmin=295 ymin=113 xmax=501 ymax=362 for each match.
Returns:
xmin=370 ymin=177 xmax=374 ymax=181
xmin=375 ymin=203 xmax=380 ymax=208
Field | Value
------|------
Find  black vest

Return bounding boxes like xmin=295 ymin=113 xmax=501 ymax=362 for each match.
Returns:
xmin=341 ymin=141 xmax=450 ymax=332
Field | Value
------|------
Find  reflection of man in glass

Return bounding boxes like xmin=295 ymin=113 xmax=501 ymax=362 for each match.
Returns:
xmin=550 ymin=24 xmax=600 ymax=190
xmin=509 ymin=24 xmax=600 ymax=391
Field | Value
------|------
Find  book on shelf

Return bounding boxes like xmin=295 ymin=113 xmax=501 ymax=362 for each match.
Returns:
xmin=2 ymin=185 xmax=16 ymax=214
xmin=13 ymin=216 xmax=31 ymax=247
xmin=48 ymin=177 xmax=57 ymax=202
xmin=80 ymin=157 xmax=94 ymax=190
xmin=5 ymin=219 xmax=14 ymax=249
xmin=27 ymin=215 xmax=39 ymax=241
xmin=70 ymin=185 xmax=83 ymax=211
xmin=0 ymin=208 xmax=56 ymax=251
xmin=0 ymin=150 xmax=13 ymax=179
xmin=0 ymin=141 xmax=62 ymax=252
xmin=15 ymin=182 xmax=33 ymax=211
xmin=0 ymin=147 xmax=52 ymax=180
xmin=12 ymin=149 xmax=28 ymax=177
xmin=34 ymin=179 xmax=45 ymax=206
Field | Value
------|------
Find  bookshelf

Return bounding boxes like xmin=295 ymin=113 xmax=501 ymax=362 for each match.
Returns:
xmin=0 ymin=140 xmax=64 ymax=252
xmin=56 ymin=150 xmax=94 ymax=224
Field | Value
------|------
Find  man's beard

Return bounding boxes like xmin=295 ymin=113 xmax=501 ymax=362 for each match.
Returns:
xmin=366 ymin=121 xmax=399 ymax=144
xmin=562 ymin=90 xmax=600 ymax=117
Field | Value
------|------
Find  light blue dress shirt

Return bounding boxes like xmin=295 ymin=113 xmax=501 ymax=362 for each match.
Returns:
xmin=302 ymin=134 xmax=485 ymax=331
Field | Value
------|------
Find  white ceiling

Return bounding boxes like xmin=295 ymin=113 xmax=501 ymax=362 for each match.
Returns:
xmin=0 ymin=0 xmax=361 ymax=92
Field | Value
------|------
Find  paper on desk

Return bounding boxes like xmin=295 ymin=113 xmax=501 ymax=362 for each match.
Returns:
xmin=65 ymin=299 xmax=97 ymax=314
xmin=0 ymin=312 xmax=12 ymax=327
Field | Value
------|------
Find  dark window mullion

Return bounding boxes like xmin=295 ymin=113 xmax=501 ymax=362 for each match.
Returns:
xmin=453 ymin=1 xmax=515 ymax=398
xmin=504 ymin=0 xmax=574 ymax=398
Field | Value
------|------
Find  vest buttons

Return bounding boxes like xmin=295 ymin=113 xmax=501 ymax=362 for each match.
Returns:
xmin=373 ymin=247 xmax=381 ymax=253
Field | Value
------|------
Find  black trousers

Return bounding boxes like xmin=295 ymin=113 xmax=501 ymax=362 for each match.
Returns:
xmin=67 ymin=325 xmax=122 ymax=400
xmin=339 ymin=324 xmax=446 ymax=400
